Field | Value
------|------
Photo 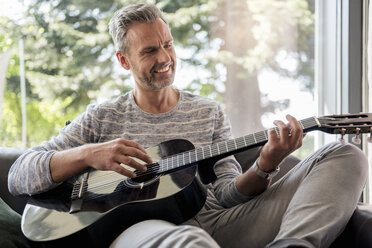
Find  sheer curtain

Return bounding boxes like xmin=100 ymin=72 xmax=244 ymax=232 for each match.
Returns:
xmin=0 ymin=49 xmax=12 ymax=127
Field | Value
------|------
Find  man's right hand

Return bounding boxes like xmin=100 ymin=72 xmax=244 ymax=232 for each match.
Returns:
xmin=50 ymin=138 xmax=153 ymax=183
xmin=83 ymin=138 xmax=152 ymax=177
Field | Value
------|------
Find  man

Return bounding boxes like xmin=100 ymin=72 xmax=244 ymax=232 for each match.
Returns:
xmin=9 ymin=3 xmax=368 ymax=248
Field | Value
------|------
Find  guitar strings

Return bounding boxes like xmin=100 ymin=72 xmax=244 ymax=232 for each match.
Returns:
xmin=86 ymin=137 xmax=246 ymax=191
xmin=82 ymin=117 xmax=318 ymax=196
xmin=86 ymin=118 xmax=317 ymax=193
xmin=86 ymin=140 xmax=262 ymax=195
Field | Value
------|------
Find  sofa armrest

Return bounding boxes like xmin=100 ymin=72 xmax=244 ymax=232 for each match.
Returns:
xmin=0 ymin=147 xmax=28 ymax=214
xmin=330 ymin=204 xmax=372 ymax=248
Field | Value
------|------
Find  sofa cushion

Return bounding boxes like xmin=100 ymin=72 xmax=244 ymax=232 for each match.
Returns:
xmin=0 ymin=197 xmax=30 ymax=248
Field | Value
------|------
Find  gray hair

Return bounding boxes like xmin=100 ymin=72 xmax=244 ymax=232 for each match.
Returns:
xmin=109 ymin=3 xmax=167 ymax=53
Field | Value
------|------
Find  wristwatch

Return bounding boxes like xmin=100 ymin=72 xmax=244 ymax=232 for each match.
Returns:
xmin=252 ymin=161 xmax=280 ymax=180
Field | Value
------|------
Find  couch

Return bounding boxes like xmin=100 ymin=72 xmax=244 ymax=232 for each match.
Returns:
xmin=1 ymin=147 xmax=372 ymax=247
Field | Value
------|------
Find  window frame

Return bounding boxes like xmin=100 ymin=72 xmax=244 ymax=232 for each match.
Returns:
xmin=316 ymin=0 xmax=368 ymax=201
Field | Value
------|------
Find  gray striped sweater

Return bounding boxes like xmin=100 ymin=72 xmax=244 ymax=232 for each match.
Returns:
xmin=8 ymin=90 xmax=252 ymax=208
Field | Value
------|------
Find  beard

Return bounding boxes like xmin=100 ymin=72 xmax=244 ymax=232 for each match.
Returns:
xmin=131 ymin=61 xmax=176 ymax=91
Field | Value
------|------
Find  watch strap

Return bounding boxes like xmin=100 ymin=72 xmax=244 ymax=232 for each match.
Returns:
xmin=252 ymin=161 xmax=280 ymax=180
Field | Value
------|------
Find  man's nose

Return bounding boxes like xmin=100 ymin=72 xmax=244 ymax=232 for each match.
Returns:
xmin=156 ymin=47 xmax=171 ymax=64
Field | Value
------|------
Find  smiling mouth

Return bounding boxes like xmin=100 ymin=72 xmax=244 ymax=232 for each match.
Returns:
xmin=154 ymin=63 xmax=172 ymax=73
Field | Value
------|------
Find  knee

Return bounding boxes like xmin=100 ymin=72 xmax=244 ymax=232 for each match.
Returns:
xmin=110 ymin=220 xmax=219 ymax=248
xmin=337 ymin=143 xmax=368 ymax=180
xmin=169 ymin=225 xmax=220 ymax=247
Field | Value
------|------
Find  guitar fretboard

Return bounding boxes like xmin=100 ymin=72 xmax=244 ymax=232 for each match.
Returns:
xmin=141 ymin=116 xmax=319 ymax=175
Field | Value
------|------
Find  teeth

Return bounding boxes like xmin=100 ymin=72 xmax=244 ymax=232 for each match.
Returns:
xmin=156 ymin=65 xmax=170 ymax=73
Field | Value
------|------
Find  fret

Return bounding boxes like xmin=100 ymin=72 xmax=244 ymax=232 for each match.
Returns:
xmin=243 ymin=135 xmax=247 ymax=146
xmin=209 ymin=145 xmax=212 ymax=158
xmin=217 ymin=143 xmax=220 ymax=154
xmin=249 ymin=134 xmax=255 ymax=145
xmin=240 ymin=137 xmax=246 ymax=148
xmin=199 ymin=147 xmax=204 ymax=160
xmin=158 ymin=163 xmax=162 ymax=173
xmin=182 ymin=152 xmax=185 ymax=166
xmin=253 ymin=133 xmax=257 ymax=144
xmin=225 ymin=141 xmax=228 ymax=152
xmin=226 ymin=139 xmax=234 ymax=152
xmin=214 ymin=143 xmax=219 ymax=156
xmin=178 ymin=153 xmax=182 ymax=167
xmin=186 ymin=151 xmax=190 ymax=164
xmin=219 ymin=142 xmax=226 ymax=154
xmin=221 ymin=142 xmax=226 ymax=153
xmin=201 ymin=146 xmax=205 ymax=159
xmin=158 ymin=160 xmax=163 ymax=173
xmin=236 ymin=137 xmax=244 ymax=148
xmin=172 ymin=156 xmax=177 ymax=169
xmin=299 ymin=120 xmax=305 ymax=129
xmin=195 ymin=149 xmax=199 ymax=163
xmin=191 ymin=151 xmax=196 ymax=163
xmin=188 ymin=151 xmax=192 ymax=164
xmin=302 ymin=117 xmax=316 ymax=130
xmin=264 ymin=130 xmax=267 ymax=139
xmin=258 ymin=131 xmax=267 ymax=142
xmin=233 ymin=139 xmax=237 ymax=150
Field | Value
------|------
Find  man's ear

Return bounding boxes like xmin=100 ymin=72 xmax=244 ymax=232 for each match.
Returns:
xmin=116 ymin=51 xmax=130 ymax=70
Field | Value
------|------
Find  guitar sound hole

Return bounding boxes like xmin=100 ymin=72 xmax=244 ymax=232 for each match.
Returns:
xmin=125 ymin=174 xmax=161 ymax=188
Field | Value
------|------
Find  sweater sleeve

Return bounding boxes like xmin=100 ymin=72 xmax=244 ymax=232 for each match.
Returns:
xmin=8 ymin=104 xmax=99 ymax=196
xmin=211 ymin=104 xmax=253 ymax=208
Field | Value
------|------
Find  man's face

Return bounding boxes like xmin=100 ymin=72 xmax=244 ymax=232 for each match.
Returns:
xmin=119 ymin=18 xmax=176 ymax=91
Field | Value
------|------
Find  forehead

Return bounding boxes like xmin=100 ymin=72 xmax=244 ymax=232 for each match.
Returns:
xmin=126 ymin=18 xmax=173 ymax=50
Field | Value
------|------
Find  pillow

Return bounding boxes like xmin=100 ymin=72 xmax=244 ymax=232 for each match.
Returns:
xmin=0 ymin=197 xmax=30 ymax=248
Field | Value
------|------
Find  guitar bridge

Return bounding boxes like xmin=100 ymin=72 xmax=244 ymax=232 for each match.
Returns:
xmin=69 ymin=172 xmax=89 ymax=213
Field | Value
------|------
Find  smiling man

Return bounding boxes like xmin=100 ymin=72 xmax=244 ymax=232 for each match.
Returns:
xmin=8 ymin=3 xmax=368 ymax=248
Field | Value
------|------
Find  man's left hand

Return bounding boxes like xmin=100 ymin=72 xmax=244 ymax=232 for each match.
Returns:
xmin=257 ymin=114 xmax=304 ymax=172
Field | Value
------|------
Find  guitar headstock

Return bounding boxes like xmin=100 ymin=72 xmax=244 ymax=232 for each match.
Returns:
xmin=317 ymin=113 xmax=372 ymax=134
xmin=316 ymin=113 xmax=372 ymax=144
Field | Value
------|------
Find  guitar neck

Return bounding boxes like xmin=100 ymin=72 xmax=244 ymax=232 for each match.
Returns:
xmin=154 ymin=116 xmax=320 ymax=174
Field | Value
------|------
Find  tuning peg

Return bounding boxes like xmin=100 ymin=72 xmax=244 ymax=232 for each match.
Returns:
xmin=339 ymin=136 xmax=346 ymax=145
xmin=352 ymin=128 xmax=361 ymax=144
xmin=339 ymin=128 xmax=346 ymax=145
xmin=352 ymin=135 xmax=361 ymax=144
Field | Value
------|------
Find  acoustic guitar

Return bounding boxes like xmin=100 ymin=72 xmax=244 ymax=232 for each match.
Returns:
xmin=21 ymin=113 xmax=372 ymax=247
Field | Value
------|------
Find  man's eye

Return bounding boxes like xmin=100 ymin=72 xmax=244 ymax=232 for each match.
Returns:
xmin=146 ymin=49 xmax=156 ymax=54
xmin=165 ymin=43 xmax=173 ymax=49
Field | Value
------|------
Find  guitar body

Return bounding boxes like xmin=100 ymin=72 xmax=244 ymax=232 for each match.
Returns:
xmin=22 ymin=139 xmax=207 ymax=247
